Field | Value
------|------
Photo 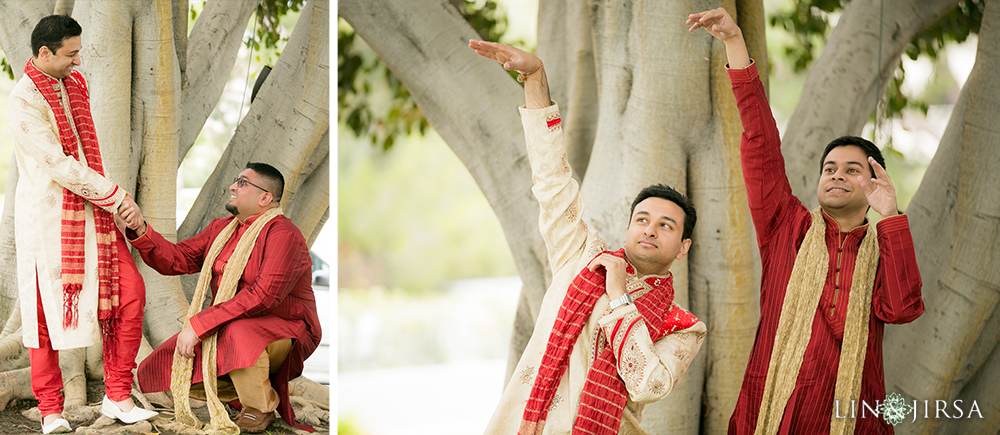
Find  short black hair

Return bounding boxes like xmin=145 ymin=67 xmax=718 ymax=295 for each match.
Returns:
xmin=31 ymin=15 xmax=82 ymax=58
xmin=629 ymin=184 xmax=697 ymax=240
xmin=246 ymin=162 xmax=285 ymax=202
xmin=819 ymin=136 xmax=886 ymax=178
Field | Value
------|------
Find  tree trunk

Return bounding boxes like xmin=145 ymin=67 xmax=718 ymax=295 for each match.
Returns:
xmin=0 ymin=0 xmax=51 ymax=337
xmin=180 ymin=0 xmax=259 ymax=160
xmin=884 ymin=2 xmax=1000 ymax=434
xmin=537 ymin=0 xmax=598 ymax=183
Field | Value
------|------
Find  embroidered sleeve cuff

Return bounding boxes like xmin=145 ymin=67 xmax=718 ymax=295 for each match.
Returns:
xmin=93 ymin=184 xmax=126 ymax=213
xmin=726 ymin=59 xmax=758 ymax=83
xmin=876 ymin=213 xmax=910 ymax=234
xmin=519 ymin=103 xmax=562 ymax=136
xmin=598 ymin=302 xmax=639 ymax=329
xmin=598 ymin=304 xmax=647 ymax=351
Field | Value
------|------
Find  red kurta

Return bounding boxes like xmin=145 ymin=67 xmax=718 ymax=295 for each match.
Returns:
xmin=129 ymin=214 xmax=321 ymax=432
xmin=727 ymin=63 xmax=924 ymax=434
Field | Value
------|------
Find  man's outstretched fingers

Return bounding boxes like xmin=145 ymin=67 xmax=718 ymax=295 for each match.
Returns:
xmin=869 ymin=157 xmax=891 ymax=181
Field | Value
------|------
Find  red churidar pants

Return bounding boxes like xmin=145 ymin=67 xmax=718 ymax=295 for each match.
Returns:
xmin=29 ymin=229 xmax=145 ymax=417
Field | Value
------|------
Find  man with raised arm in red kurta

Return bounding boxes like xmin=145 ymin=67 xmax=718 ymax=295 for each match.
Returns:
xmin=688 ymin=8 xmax=924 ymax=435
xmin=119 ymin=162 xmax=321 ymax=433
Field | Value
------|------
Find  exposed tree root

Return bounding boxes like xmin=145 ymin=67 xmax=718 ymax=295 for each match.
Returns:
xmin=58 ymin=348 xmax=87 ymax=407
xmin=288 ymin=377 xmax=329 ymax=408
xmin=0 ymin=308 xmax=20 ymax=339
xmin=0 ymin=330 xmax=28 ymax=373
xmin=0 ymin=367 xmax=32 ymax=410
xmin=289 ymin=395 xmax=329 ymax=427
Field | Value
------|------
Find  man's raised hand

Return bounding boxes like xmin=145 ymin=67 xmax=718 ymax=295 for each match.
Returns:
xmin=469 ymin=39 xmax=550 ymax=109
xmin=859 ymin=157 xmax=899 ymax=218
xmin=686 ymin=8 xmax=742 ymax=41
xmin=468 ymin=40 xmax=540 ymax=76
xmin=686 ymin=8 xmax=751 ymax=70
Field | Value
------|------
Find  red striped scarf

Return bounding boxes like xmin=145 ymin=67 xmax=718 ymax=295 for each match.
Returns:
xmin=520 ymin=249 xmax=695 ymax=435
xmin=24 ymin=60 xmax=119 ymax=341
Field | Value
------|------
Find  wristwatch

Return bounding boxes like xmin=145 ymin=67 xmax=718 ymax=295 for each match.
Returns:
xmin=608 ymin=293 xmax=633 ymax=310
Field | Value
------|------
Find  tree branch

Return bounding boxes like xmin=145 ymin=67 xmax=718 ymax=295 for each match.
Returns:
xmin=54 ymin=0 xmax=74 ymax=15
xmin=0 ymin=2 xmax=53 ymax=80
xmin=284 ymin=140 xmax=330 ymax=247
xmin=179 ymin=0 xmax=328 ymax=241
xmin=178 ymin=0 xmax=258 ymax=162
xmin=885 ymin=4 xmax=1000 ymax=433
xmin=341 ymin=0 xmax=550 ymax=378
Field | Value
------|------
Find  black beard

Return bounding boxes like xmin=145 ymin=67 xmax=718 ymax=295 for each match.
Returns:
xmin=225 ymin=203 xmax=239 ymax=216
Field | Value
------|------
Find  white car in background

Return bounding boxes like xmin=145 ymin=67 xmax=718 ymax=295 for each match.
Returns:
xmin=302 ymin=251 xmax=331 ymax=384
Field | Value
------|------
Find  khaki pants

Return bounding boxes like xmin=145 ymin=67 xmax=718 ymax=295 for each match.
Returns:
xmin=190 ymin=338 xmax=292 ymax=412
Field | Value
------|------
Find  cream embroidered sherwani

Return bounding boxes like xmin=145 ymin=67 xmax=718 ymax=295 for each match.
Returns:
xmin=484 ymin=104 xmax=707 ymax=434
xmin=9 ymin=70 xmax=125 ymax=350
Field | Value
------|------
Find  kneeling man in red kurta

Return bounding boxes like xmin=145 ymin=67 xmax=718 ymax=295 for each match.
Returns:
xmin=119 ymin=162 xmax=321 ymax=434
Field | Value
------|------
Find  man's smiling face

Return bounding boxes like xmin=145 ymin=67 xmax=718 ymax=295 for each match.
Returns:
xmin=816 ymin=145 xmax=872 ymax=217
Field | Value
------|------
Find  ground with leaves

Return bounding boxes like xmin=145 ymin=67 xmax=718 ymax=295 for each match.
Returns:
xmin=0 ymin=380 xmax=329 ymax=435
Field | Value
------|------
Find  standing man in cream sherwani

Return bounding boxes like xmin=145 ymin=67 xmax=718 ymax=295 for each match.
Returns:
xmin=8 ymin=15 xmax=158 ymax=434
xmin=470 ymin=40 xmax=708 ymax=435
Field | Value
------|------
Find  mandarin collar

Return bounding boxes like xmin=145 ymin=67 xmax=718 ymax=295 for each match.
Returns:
xmin=237 ymin=212 xmax=263 ymax=227
xmin=623 ymin=258 xmax=672 ymax=287
xmin=820 ymin=209 xmax=869 ymax=238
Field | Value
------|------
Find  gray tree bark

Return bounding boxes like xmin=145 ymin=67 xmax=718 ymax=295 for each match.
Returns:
xmin=180 ymin=0 xmax=259 ymax=160
xmin=884 ymin=2 xmax=1000 ymax=434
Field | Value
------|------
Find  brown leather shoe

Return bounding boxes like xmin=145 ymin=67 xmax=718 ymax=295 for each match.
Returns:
xmin=233 ymin=406 xmax=275 ymax=433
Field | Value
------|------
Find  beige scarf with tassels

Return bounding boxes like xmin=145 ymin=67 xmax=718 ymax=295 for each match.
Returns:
xmin=170 ymin=207 xmax=283 ymax=435
xmin=754 ymin=208 xmax=879 ymax=435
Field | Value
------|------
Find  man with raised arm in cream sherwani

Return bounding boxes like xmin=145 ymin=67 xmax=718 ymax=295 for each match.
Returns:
xmin=469 ymin=40 xmax=708 ymax=435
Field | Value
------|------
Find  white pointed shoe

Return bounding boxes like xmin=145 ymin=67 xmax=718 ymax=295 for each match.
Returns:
xmin=101 ymin=396 xmax=159 ymax=423
xmin=41 ymin=417 xmax=71 ymax=434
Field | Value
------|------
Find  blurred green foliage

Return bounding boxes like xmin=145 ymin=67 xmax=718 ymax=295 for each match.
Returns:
xmin=770 ymin=0 xmax=983 ymax=118
xmin=179 ymin=1 xmax=301 ymax=191
xmin=337 ymin=416 xmax=367 ymax=435
xmin=338 ymin=126 xmax=517 ymax=292
xmin=338 ymin=0 xmax=521 ymax=150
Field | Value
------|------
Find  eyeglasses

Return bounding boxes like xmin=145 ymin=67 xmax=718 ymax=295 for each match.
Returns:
xmin=233 ymin=177 xmax=269 ymax=193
